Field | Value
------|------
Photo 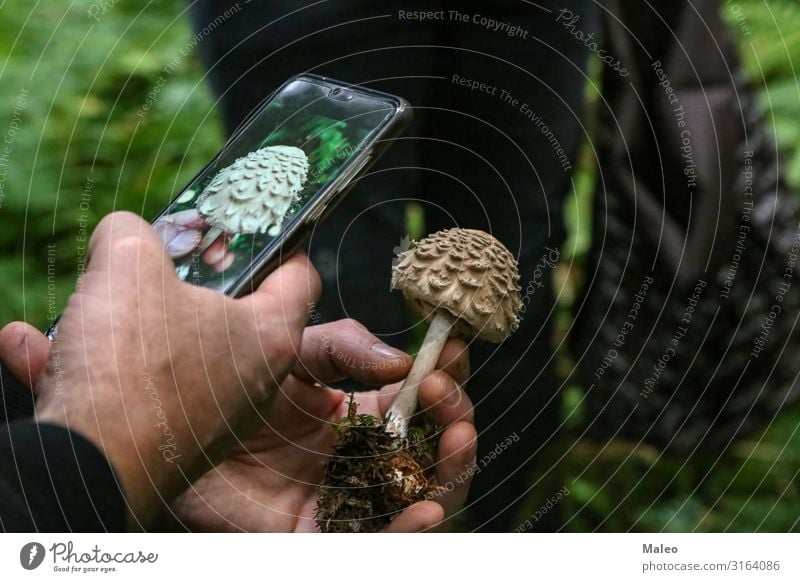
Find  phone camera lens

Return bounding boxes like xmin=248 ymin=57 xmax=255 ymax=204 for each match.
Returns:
xmin=329 ymin=87 xmax=354 ymax=102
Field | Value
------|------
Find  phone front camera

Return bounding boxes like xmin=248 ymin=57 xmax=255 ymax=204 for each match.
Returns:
xmin=328 ymin=87 xmax=354 ymax=102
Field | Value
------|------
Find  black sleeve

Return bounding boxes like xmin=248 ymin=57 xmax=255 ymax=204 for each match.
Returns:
xmin=0 ymin=362 xmax=35 ymax=424
xmin=0 ymin=421 xmax=127 ymax=532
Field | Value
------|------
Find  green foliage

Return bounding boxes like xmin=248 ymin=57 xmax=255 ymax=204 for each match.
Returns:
xmin=524 ymin=409 xmax=800 ymax=532
xmin=0 ymin=1 xmax=222 ymax=326
xmin=723 ymin=0 xmax=800 ymax=187
xmin=334 ymin=392 xmax=379 ymax=437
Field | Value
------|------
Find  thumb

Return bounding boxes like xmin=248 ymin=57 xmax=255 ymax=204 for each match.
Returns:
xmin=244 ymin=252 xmax=321 ymax=330
xmin=85 ymin=211 xmax=172 ymax=280
xmin=0 ymin=321 xmax=51 ymax=393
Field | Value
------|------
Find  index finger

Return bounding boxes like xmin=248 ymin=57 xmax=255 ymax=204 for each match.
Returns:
xmin=293 ymin=319 xmax=412 ymax=386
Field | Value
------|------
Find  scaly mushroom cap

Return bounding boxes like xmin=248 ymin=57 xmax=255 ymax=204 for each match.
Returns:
xmin=391 ymin=228 xmax=522 ymax=342
xmin=196 ymin=145 xmax=308 ymax=236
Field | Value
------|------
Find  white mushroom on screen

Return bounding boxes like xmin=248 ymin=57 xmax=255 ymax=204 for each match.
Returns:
xmin=385 ymin=228 xmax=523 ymax=437
xmin=195 ymin=145 xmax=309 ymax=253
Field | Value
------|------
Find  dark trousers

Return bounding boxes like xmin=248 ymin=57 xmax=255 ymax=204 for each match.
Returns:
xmin=189 ymin=0 xmax=595 ymax=531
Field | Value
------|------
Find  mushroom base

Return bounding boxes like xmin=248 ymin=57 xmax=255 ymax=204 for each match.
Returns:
xmin=315 ymin=402 xmax=441 ymax=533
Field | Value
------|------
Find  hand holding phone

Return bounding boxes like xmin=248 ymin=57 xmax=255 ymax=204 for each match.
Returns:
xmin=40 ymin=75 xmax=409 ymax=345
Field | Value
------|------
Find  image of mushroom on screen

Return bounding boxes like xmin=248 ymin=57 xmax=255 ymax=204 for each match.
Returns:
xmin=152 ymin=95 xmax=384 ymax=293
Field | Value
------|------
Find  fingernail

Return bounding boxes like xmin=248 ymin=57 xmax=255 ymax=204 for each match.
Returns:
xmin=370 ymin=342 xmax=407 ymax=359
xmin=445 ymin=382 xmax=462 ymax=406
xmin=466 ymin=439 xmax=478 ymax=463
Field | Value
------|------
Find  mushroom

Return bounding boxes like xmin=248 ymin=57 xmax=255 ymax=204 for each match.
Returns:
xmin=315 ymin=228 xmax=522 ymax=532
xmin=194 ymin=145 xmax=309 ymax=253
xmin=385 ymin=228 xmax=522 ymax=436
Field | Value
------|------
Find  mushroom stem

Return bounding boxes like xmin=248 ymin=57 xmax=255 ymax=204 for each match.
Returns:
xmin=196 ymin=226 xmax=223 ymax=255
xmin=385 ymin=311 xmax=455 ymax=437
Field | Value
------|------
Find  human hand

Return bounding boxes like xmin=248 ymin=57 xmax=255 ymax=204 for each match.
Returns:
xmin=167 ymin=319 xmax=477 ymax=532
xmin=2 ymin=211 xmax=320 ymax=528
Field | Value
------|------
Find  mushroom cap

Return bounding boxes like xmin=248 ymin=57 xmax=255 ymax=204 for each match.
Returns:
xmin=196 ymin=145 xmax=308 ymax=236
xmin=391 ymin=228 xmax=522 ymax=342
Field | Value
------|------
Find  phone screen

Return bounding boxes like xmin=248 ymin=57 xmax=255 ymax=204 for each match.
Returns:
xmin=152 ymin=77 xmax=398 ymax=293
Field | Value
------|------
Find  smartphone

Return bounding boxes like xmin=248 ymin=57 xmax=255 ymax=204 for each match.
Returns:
xmin=151 ymin=74 xmax=411 ymax=296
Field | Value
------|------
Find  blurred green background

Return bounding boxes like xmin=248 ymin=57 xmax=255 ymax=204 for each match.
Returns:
xmin=0 ymin=1 xmax=797 ymax=531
